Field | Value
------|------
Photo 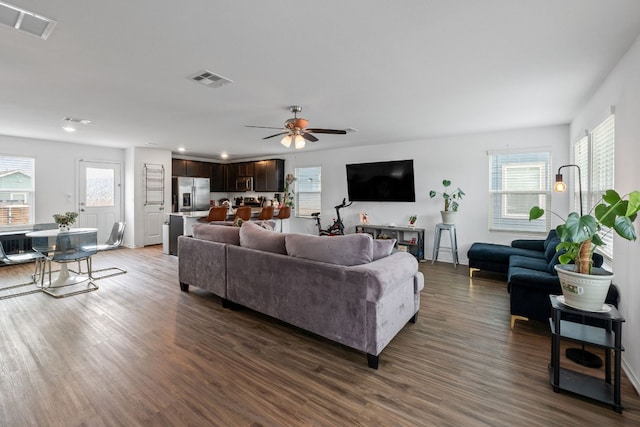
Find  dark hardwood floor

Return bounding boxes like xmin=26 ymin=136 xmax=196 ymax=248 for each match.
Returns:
xmin=1 ymin=246 xmax=639 ymax=426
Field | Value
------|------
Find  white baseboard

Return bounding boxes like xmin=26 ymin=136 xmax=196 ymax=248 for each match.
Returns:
xmin=623 ymin=357 xmax=640 ymax=396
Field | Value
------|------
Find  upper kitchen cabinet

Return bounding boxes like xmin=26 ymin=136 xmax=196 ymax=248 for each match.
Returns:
xmin=254 ymin=159 xmax=285 ymax=192
xmin=171 ymin=159 xmax=210 ymax=178
xmin=210 ymin=163 xmax=227 ymax=192
xmin=236 ymin=162 xmax=254 ymax=177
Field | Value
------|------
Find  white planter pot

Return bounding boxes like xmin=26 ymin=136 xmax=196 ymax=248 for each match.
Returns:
xmin=554 ymin=264 xmax=614 ymax=311
xmin=440 ymin=210 xmax=457 ymax=224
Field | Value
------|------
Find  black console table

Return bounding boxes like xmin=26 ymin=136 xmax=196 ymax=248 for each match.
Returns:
xmin=549 ymin=295 xmax=625 ymax=413
xmin=355 ymin=224 xmax=424 ymax=261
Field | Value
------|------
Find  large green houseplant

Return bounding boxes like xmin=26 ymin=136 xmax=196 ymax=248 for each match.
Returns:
xmin=529 ymin=189 xmax=640 ymax=311
xmin=430 ymin=179 xmax=465 ymax=224
xmin=529 ymin=189 xmax=640 ymax=273
xmin=429 ymin=179 xmax=465 ymax=212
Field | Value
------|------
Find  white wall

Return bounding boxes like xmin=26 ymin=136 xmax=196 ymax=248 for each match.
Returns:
xmin=571 ymin=34 xmax=640 ymax=393
xmin=0 ymin=135 xmax=124 ymax=224
xmin=279 ymin=125 xmax=570 ymax=265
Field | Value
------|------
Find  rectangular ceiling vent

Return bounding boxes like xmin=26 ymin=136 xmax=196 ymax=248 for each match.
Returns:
xmin=0 ymin=1 xmax=56 ymax=40
xmin=187 ymin=70 xmax=233 ymax=88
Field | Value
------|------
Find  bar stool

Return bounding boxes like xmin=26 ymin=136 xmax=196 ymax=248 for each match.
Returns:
xmin=234 ymin=206 xmax=252 ymax=221
xmin=277 ymin=206 xmax=291 ymax=232
xmin=258 ymin=206 xmax=274 ymax=220
xmin=431 ymin=223 xmax=459 ymax=268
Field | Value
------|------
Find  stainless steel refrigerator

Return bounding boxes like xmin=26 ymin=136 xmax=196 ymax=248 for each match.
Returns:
xmin=173 ymin=177 xmax=210 ymax=211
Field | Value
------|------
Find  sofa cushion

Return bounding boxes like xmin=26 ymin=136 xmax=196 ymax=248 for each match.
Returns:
xmin=286 ymin=233 xmax=373 ymax=266
xmin=239 ymin=220 xmax=287 ymax=254
xmin=192 ymin=223 xmax=240 ymax=245
xmin=373 ymin=238 xmax=396 ymax=260
xmin=544 ymin=238 xmax=560 ymax=261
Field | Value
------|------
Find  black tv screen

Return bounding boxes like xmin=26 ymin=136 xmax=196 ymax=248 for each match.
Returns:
xmin=346 ymin=160 xmax=416 ymax=202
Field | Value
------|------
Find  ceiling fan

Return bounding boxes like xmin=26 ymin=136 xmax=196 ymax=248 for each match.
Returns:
xmin=246 ymin=105 xmax=347 ymax=149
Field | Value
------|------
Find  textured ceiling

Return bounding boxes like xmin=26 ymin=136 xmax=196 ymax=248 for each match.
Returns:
xmin=2 ymin=0 xmax=640 ymax=160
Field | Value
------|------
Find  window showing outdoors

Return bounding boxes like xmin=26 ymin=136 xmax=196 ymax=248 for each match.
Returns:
xmin=0 ymin=155 xmax=35 ymax=227
xmin=489 ymin=150 xmax=551 ymax=232
xmin=574 ymin=114 xmax=615 ymax=259
xmin=295 ymin=166 xmax=321 ymax=217
xmin=85 ymin=167 xmax=115 ymax=207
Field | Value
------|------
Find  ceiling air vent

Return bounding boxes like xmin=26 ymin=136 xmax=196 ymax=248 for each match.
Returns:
xmin=187 ymin=70 xmax=233 ymax=88
xmin=0 ymin=1 xmax=56 ymax=40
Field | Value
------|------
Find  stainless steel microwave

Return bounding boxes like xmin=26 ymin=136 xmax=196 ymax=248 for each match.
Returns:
xmin=236 ymin=176 xmax=253 ymax=192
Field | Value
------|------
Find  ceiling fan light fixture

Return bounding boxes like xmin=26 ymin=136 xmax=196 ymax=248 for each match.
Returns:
xmin=280 ymin=135 xmax=292 ymax=148
xmin=294 ymin=134 xmax=305 ymax=149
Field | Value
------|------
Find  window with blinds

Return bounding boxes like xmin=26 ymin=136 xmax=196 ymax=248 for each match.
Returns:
xmin=0 ymin=155 xmax=35 ymax=227
xmin=295 ymin=166 xmax=321 ymax=217
xmin=574 ymin=114 xmax=615 ymax=259
xmin=488 ymin=149 xmax=551 ymax=232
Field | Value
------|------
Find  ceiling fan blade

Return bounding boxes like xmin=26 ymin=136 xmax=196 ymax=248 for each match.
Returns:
xmin=246 ymin=125 xmax=285 ymax=130
xmin=302 ymin=132 xmax=318 ymax=142
xmin=263 ymin=132 xmax=288 ymax=140
xmin=306 ymin=128 xmax=347 ymax=135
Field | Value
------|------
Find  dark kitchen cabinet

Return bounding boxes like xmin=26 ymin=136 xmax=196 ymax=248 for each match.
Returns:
xmin=171 ymin=159 xmax=187 ymax=177
xmin=210 ymin=163 xmax=227 ymax=192
xmin=172 ymin=159 xmax=210 ymax=178
xmin=254 ymin=159 xmax=285 ymax=192
xmin=225 ymin=163 xmax=237 ymax=191
xmin=237 ymin=162 xmax=254 ymax=177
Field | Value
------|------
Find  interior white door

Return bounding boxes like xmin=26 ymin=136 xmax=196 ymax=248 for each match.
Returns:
xmin=77 ymin=160 xmax=122 ymax=243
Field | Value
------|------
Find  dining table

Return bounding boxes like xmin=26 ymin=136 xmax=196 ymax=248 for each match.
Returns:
xmin=25 ymin=227 xmax=98 ymax=287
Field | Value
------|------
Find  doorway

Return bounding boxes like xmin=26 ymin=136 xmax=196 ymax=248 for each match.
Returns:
xmin=77 ymin=160 xmax=122 ymax=243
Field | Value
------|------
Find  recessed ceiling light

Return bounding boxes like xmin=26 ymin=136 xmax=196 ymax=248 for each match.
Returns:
xmin=220 ymin=153 xmax=229 ymax=159
xmin=178 ymin=147 xmax=186 ymax=152
xmin=62 ymin=126 xmax=76 ymax=132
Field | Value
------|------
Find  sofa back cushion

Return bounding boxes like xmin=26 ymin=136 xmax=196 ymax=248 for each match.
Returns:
xmin=373 ymin=238 xmax=396 ymax=260
xmin=543 ymin=229 xmax=559 ymax=250
xmin=286 ymin=233 xmax=373 ymax=266
xmin=193 ymin=223 xmax=240 ymax=245
xmin=544 ymin=238 xmax=560 ymax=262
xmin=239 ymin=220 xmax=287 ymax=254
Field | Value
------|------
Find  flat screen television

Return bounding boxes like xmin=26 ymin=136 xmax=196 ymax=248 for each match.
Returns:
xmin=346 ymin=160 xmax=416 ymax=202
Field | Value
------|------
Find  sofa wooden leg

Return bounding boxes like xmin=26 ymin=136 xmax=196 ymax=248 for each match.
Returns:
xmin=510 ymin=315 xmax=528 ymax=329
xmin=179 ymin=282 xmax=189 ymax=292
xmin=222 ymin=298 xmax=231 ymax=308
xmin=367 ymin=353 xmax=379 ymax=369
xmin=469 ymin=267 xmax=480 ymax=278
xmin=410 ymin=312 xmax=418 ymax=324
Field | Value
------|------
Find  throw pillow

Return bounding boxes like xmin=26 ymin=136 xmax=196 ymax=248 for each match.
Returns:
xmin=239 ymin=221 xmax=287 ymax=254
xmin=192 ymin=223 xmax=240 ymax=245
xmin=233 ymin=217 xmax=245 ymax=227
xmin=285 ymin=233 xmax=373 ymax=266
xmin=373 ymin=238 xmax=396 ymax=260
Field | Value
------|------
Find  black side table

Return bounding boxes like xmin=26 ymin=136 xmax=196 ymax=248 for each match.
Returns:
xmin=549 ymin=295 xmax=625 ymax=413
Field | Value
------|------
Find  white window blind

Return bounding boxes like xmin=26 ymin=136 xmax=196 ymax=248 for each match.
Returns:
xmin=0 ymin=155 xmax=35 ymax=227
xmin=574 ymin=114 xmax=615 ymax=259
xmin=488 ymin=149 xmax=551 ymax=232
xmin=295 ymin=166 xmax=321 ymax=217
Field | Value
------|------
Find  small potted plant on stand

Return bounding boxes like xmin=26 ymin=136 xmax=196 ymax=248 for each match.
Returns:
xmin=53 ymin=211 xmax=79 ymax=232
xmin=529 ymin=189 xmax=640 ymax=311
xmin=429 ymin=179 xmax=465 ymax=224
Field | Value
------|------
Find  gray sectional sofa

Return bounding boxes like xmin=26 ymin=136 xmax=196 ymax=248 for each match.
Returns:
xmin=178 ymin=221 xmax=424 ymax=369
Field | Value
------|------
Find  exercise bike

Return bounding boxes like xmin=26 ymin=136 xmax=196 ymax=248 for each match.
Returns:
xmin=311 ymin=198 xmax=353 ymax=236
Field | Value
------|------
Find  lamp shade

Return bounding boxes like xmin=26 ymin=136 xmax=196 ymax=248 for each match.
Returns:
xmin=280 ymin=135 xmax=292 ymax=148
xmin=294 ymin=134 xmax=305 ymax=149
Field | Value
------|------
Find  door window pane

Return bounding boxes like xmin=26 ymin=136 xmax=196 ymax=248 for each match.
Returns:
xmin=86 ymin=167 xmax=115 ymax=207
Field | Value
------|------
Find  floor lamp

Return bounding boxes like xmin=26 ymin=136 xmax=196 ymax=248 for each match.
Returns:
xmin=554 ymin=164 xmax=602 ymax=368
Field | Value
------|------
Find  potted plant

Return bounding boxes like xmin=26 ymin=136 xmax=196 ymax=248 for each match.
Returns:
xmin=279 ymin=173 xmax=296 ymax=218
xmin=53 ymin=211 xmax=79 ymax=232
xmin=429 ymin=179 xmax=465 ymax=224
xmin=529 ymin=189 xmax=640 ymax=311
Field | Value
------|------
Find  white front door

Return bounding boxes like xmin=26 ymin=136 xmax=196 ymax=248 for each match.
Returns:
xmin=77 ymin=160 xmax=122 ymax=243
